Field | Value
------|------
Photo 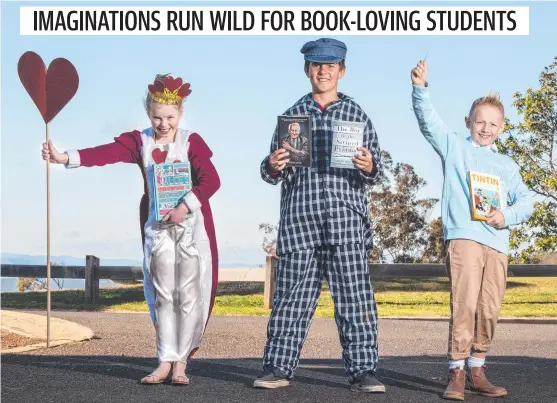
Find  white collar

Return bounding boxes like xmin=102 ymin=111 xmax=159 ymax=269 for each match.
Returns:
xmin=467 ymin=136 xmax=498 ymax=153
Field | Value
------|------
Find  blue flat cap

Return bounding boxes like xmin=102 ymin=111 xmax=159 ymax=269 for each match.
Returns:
xmin=300 ymin=38 xmax=347 ymax=63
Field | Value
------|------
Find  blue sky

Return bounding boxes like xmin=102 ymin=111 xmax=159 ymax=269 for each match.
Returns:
xmin=1 ymin=0 xmax=556 ymax=265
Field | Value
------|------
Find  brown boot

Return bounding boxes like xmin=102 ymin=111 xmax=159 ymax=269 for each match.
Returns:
xmin=443 ymin=369 xmax=465 ymax=401
xmin=467 ymin=366 xmax=507 ymax=397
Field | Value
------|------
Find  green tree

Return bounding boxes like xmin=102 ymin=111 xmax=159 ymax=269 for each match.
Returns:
xmin=498 ymin=56 xmax=557 ymax=263
xmin=421 ymin=216 xmax=447 ymax=263
xmin=366 ymin=151 xmax=439 ymax=263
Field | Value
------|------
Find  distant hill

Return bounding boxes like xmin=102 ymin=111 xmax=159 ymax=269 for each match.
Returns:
xmin=0 ymin=253 xmax=142 ymax=267
xmin=0 ymin=253 xmax=263 ymax=268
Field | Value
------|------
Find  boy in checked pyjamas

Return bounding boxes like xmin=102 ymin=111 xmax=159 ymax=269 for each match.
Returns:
xmin=253 ymin=38 xmax=386 ymax=393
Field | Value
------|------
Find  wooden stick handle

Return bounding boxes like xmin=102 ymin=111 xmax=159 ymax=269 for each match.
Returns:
xmin=46 ymin=123 xmax=51 ymax=348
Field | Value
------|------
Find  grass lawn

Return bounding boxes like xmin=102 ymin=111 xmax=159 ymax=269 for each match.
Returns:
xmin=2 ymin=278 xmax=556 ymax=318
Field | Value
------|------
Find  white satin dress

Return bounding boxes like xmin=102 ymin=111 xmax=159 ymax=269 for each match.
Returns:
xmin=141 ymin=128 xmax=213 ymax=363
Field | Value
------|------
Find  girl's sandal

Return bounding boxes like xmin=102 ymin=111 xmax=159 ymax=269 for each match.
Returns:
xmin=171 ymin=375 xmax=190 ymax=385
xmin=140 ymin=373 xmax=171 ymax=385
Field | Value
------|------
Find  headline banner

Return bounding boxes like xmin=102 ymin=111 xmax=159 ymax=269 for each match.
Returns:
xmin=20 ymin=6 xmax=529 ymax=35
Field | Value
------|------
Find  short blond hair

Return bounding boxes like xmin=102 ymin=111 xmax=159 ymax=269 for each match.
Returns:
xmin=468 ymin=92 xmax=504 ymax=119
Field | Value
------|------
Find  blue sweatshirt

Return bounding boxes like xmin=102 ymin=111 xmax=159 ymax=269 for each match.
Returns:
xmin=412 ymin=85 xmax=534 ymax=255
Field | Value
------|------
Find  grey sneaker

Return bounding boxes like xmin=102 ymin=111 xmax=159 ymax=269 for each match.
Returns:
xmin=253 ymin=367 xmax=290 ymax=389
xmin=351 ymin=372 xmax=386 ymax=393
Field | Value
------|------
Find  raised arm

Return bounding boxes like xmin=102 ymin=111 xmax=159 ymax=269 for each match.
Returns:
xmin=411 ymin=60 xmax=454 ymax=160
xmin=180 ymin=133 xmax=221 ymax=212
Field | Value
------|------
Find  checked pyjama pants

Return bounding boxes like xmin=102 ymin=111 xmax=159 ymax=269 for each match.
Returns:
xmin=263 ymin=243 xmax=379 ymax=382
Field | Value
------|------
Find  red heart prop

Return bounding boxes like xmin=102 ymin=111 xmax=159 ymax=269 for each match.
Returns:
xmin=18 ymin=51 xmax=79 ymax=124
xmin=17 ymin=52 xmax=46 ymax=120
xmin=46 ymin=58 xmax=79 ymax=123
xmin=148 ymin=80 xmax=164 ymax=95
xmin=152 ymin=148 xmax=168 ymax=164
xmin=177 ymin=83 xmax=192 ymax=98
xmin=173 ymin=159 xmax=182 ymax=163
xmin=164 ymin=76 xmax=179 ymax=90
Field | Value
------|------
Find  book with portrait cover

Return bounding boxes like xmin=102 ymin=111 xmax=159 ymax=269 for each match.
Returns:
xmin=468 ymin=171 xmax=503 ymax=221
xmin=153 ymin=162 xmax=193 ymax=221
xmin=330 ymin=120 xmax=365 ymax=169
xmin=276 ymin=115 xmax=312 ymax=168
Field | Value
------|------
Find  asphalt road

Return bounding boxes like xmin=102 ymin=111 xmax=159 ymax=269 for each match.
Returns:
xmin=2 ymin=312 xmax=556 ymax=403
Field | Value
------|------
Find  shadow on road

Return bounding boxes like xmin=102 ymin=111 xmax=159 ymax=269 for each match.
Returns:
xmin=2 ymin=354 xmax=556 ymax=402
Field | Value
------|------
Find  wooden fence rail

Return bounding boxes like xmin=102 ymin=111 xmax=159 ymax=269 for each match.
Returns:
xmin=2 ymin=255 xmax=557 ymax=307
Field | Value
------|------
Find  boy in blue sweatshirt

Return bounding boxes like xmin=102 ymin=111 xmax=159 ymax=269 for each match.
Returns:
xmin=411 ymin=60 xmax=533 ymax=401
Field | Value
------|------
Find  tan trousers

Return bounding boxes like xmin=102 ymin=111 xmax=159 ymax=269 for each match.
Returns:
xmin=446 ymin=239 xmax=508 ymax=360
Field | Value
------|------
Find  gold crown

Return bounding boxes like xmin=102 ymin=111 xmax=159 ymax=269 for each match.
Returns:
xmin=151 ymin=88 xmax=183 ymax=105
xmin=148 ymin=76 xmax=192 ymax=105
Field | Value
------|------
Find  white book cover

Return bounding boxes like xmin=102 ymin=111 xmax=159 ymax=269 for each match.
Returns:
xmin=330 ymin=120 xmax=365 ymax=169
